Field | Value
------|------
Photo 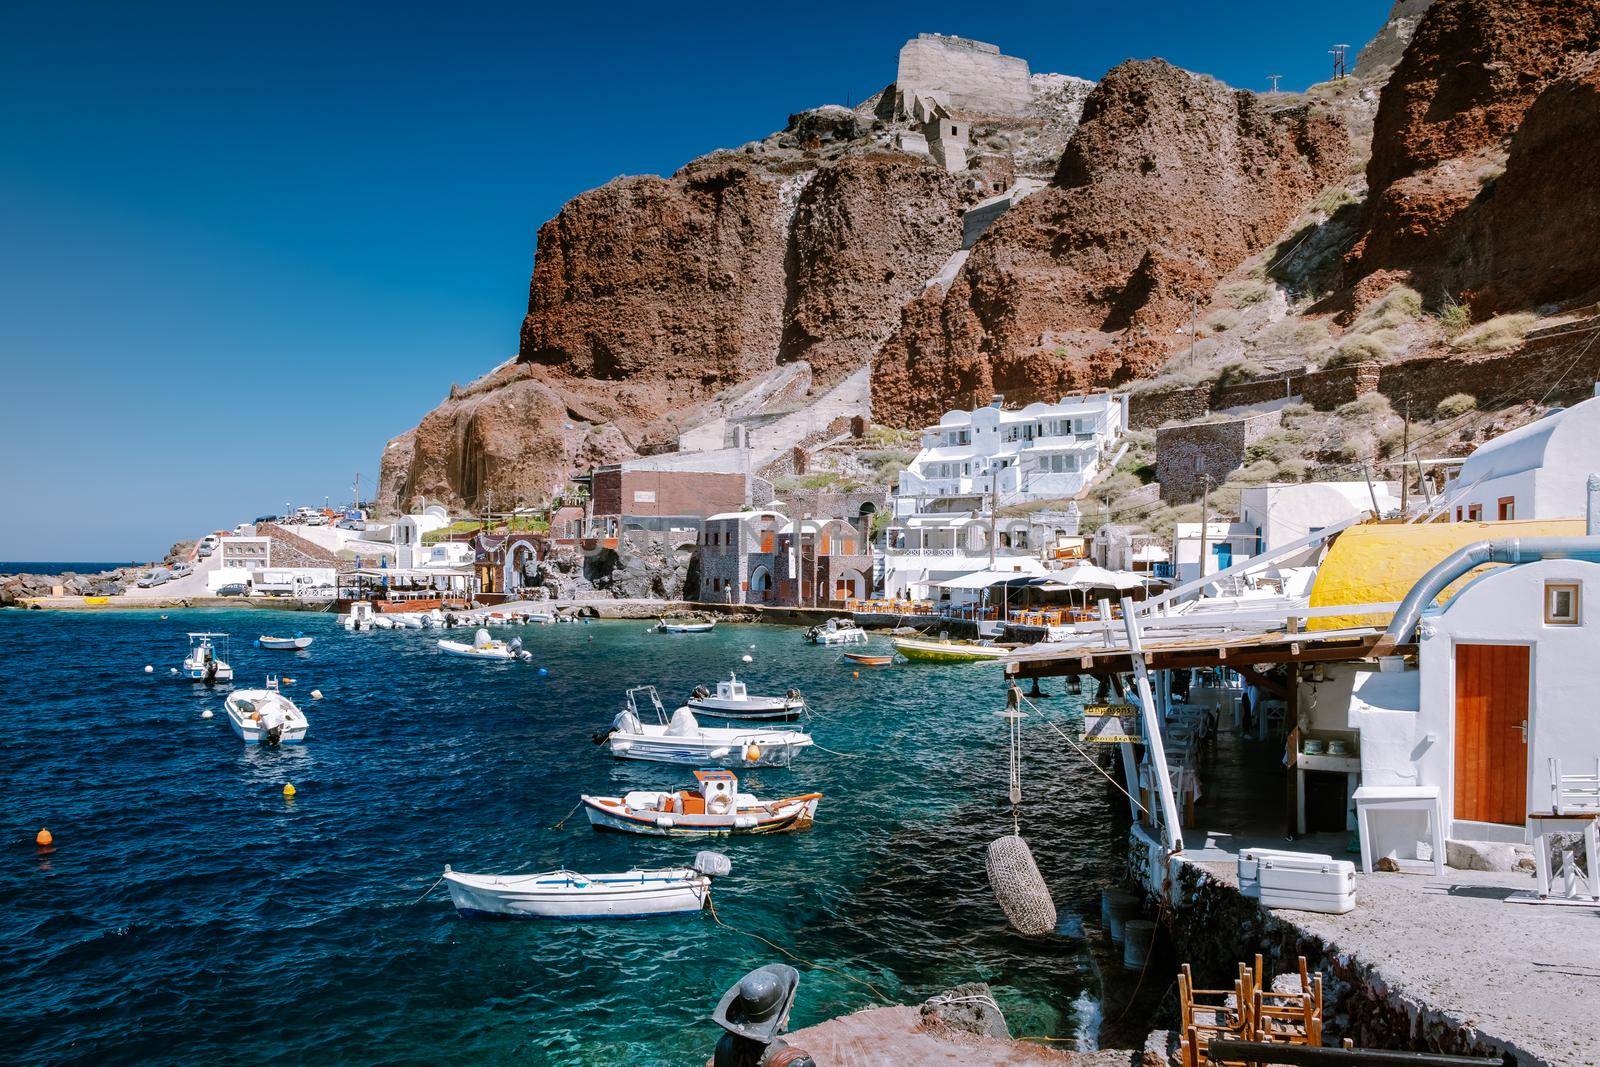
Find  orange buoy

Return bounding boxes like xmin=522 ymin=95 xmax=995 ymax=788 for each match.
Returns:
xmin=36 ymin=828 xmax=53 ymax=847
xmin=282 ymin=783 xmax=297 ymax=798
xmin=853 ymin=671 xmax=860 ymax=679
xmin=744 ymin=744 xmax=761 ymax=763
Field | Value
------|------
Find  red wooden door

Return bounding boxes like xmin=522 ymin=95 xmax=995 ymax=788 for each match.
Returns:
xmin=1453 ymin=644 xmax=1530 ymax=826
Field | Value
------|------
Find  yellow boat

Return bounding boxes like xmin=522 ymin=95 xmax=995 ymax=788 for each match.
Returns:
xmin=891 ymin=636 xmax=1009 ymax=664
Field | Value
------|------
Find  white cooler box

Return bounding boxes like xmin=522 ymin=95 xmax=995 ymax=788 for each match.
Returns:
xmin=1238 ymin=848 xmax=1357 ymax=914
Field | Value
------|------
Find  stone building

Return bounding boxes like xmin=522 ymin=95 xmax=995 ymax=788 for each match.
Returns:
xmin=775 ymin=518 xmax=874 ymax=607
xmin=1155 ymin=411 xmax=1283 ymax=503
xmin=893 ymin=34 xmax=1032 ymax=119
xmin=696 ymin=510 xmax=788 ymax=605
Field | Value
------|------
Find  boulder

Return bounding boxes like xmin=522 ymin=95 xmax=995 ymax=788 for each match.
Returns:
xmin=919 ymin=982 xmax=1009 ymax=1040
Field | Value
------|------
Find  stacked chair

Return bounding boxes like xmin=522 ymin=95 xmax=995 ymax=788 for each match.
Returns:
xmin=1177 ymin=955 xmax=1325 ymax=1065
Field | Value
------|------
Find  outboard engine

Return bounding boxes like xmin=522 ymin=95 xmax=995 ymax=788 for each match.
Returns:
xmin=785 ymin=688 xmax=802 ymax=704
xmin=693 ymin=851 xmax=732 ymax=878
xmin=692 ymin=685 xmax=711 ymax=701
xmin=508 ymin=637 xmax=523 ymax=652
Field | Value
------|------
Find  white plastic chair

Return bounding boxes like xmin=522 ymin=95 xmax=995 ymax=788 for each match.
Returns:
xmin=1528 ymin=758 xmax=1600 ymax=902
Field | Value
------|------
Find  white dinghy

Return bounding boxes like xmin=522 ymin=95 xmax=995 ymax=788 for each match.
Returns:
xmin=223 ymin=676 xmax=309 ymax=745
xmin=656 ymin=617 xmax=715 ymax=633
xmin=583 ymin=770 xmax=821 ymax=838
xmin=441 ymin=851 xmax=730 ymax=919
xmin=394 ymin=613 xmax=426 ymax=630
xmin=438 ymin=628 xmax=525 ymax=662
xmin=183 ymin=632 xmax=234 ymax=682
xmin=341 ymin=602 xmax=375 ymax=631
xmin=688 ymin=672 xmax=804 ymax=722
xmin=805 ymin=617 xmax=867 ymax=645
xmin=256 ymin=634 xmax=313 ymax=651
xmin=599 ymin=686 xmax=812 ymax=767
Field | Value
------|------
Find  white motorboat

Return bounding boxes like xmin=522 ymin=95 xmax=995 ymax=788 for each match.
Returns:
xmin=526 ymin=610 xmax=556 ymax=625
xmin=438 ymin=628 xmax=524 ymax=661
xmin=600 ymin=686 xmax=812 ymax=767
xmin=256 ymin=634 xmax=313 ymax=651
xmin=341 ymin=602 xmax=375 ymax=631
xmin=687 ymin=672 xmax=804 ymax=722
xmin=223 ymin=677 xmax=308 ymax=745
xmin=656 ymin=617 xmax=715 ymax=633
xmin=182 ymin=632 xmax=234 ymax=682
xmin=583 ymin=770 xmax=821 ymax=837
xmin=805 ymin=618 xmax=867 ymax=645
xmin=394 ymin=613 xmax=426 ymax=630
xmin=441 ymin=851 xmax=730 ymax=919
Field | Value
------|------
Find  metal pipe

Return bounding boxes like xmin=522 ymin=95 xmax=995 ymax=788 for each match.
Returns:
xmin=1380 ymin=536 xmax=1600 ymax=649
xmin=1206 ymin=1040 xmax=1499 ymax=1066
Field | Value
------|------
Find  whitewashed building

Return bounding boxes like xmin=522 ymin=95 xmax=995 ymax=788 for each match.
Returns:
xmin=1443 ymin=391 xmax=1600 ymax=522
xmin=893 ymin=393 xmax=1129 ymax=516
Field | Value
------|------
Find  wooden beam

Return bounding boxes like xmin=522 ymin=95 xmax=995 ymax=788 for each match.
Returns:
xmin=1010 ymin=638 xmax=1406 ymax=678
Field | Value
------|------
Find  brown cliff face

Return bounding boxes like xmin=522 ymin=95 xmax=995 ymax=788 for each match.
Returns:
xmin=779 ymin=153 xmax=973 ymax=383
xmin=1354 ymin=0 xmax=1600 ymax=275
xmin=871 ymin=60 xmax=1349 ymax=426
xmin=1451 ymin=54 xmax=1600 ymax=316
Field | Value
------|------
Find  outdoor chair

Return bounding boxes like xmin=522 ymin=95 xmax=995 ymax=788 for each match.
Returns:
xmin=1247 ymin=955 xmax=1323 ymax=1047
xmin=1177 ymin=965 xmax=1253 ymax=1067
xmin=1528 ymin=757 xmax=1600 ymax=902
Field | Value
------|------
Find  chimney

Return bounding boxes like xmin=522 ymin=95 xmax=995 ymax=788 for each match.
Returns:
xmin=1589 ymin=474 xmax=1600 ymax=535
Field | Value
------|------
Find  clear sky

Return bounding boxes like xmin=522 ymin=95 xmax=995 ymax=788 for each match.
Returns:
xmin=0 ymin=1 xmax=1393 ymax=561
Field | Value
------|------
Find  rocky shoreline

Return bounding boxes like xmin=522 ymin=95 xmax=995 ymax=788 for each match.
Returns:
xmin=1 ymin=568 xmax=132 ymax=606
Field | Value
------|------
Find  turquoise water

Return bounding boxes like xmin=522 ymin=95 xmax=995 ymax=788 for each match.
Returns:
xmin=2 ymin=610 xmax=1121 ymax=1064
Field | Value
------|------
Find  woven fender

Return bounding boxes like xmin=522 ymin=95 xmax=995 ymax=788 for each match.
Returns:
xmin=987 ymin=834 xmax=1057 ymax=936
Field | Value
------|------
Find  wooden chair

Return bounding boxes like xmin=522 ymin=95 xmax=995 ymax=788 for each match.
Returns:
xmin=1177 ymin=964 xmax=1253 ymax=1067
xmin=1249 ymin=955 xmax=1323 ymax=1047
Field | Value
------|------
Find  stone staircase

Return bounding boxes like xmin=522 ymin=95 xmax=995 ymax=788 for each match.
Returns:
xmin=257 ymin=522 xmax=354 ymax=573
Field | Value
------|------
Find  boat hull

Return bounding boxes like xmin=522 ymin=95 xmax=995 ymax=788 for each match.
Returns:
xmin=605 ymin=734 xmax=809 ymax=767
xmin=443 ymin=869 xmax=710 ymax=919
xmin=657 ymin=620 xmax=715 ymax=633
xmin=257 ymin=637 xmax=313 ymax=651
xmin=583 ymin=797 xmax=819 ymax=837
xmin=892 ymin=637 xmax=1006 ymax=663
xmin=437 ymin=640 xmax=515 ymax=661
xmin=687 ymin=697 xmax=804 ymax=722
xmin=842 ymin=652 xmax=893 ymax=666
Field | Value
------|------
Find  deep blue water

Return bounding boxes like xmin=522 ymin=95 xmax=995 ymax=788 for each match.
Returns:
xmin=1 ymin=562 xmax=137 ymax=574
xmin=1 ymin=609 xmax=1121 ymax=1065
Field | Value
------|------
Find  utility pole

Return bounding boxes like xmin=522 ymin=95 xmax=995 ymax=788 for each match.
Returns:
xmin=1400 ymin=396 xmax=1411 ymax=519
xmin=1188 ymin=297 xmax=1199 ymax=364
xmin=1195 ymin=459 xmax=1210 ymax=586
xmin=989 ymin=467 xmax=998 ymax=569
xmin=1330 ymin=44 xmax=1349 ymax=80
xmin=1267 ymin=73 xmax=1283 ymax=94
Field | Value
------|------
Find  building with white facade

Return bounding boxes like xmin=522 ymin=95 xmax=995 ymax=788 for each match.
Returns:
xmin=894 ymin=393 xmax=1129 ymax=515
xmin=1442 ymin=391 xmax=1600 ymax=522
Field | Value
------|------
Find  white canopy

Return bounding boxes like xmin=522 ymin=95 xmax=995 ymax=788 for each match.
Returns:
xmin=934 ymin=568 xmax=1041 ymax=589
xmin=1049 ymin=564 xmax=1147 ymax=591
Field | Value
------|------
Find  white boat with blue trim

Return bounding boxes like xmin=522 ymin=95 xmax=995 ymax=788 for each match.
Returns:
xmin=583 ymin=771 xmax=821 ymax=838
xmin=441 ymin=851 xmax=730 ymax=919
xmin=600 ymin=686 xmax=812 ymax=767
xmin=223 ymin=677 xmax=308 ymax=745
xmin=687 ymin=672 xmax=805 ymax=722
xmin=183 ymin=632 xmax=234 ymax=682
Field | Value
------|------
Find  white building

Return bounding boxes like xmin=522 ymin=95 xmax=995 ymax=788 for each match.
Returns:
xmin=881 ymin=511 xmax=1079 ymax=601
xmin=391 ymin=505 xmax=453 ymax=569
xmin=894 ymin=393 xmax=1129 ymax=515
xmin=1443 ymin=391 xmax=1600 ymax=522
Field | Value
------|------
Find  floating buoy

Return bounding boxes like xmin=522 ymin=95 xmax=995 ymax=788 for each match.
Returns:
xmin=143 ymin=665 xmax=153 ymax=674
xmin=741 ymin=654 xmax=753 ymax=663
xmin=744 ymin=744 xmax=761 ymax=763
xmin=36 ymin=828 xmax=53 ymax=847
xmin=537 ymin=667 xmax=548 ymax=676
xmin=853 ymin=671 xmax=860 ymax=679
xmin=282 ymin=677 xmax=295 ymax=685
xmin=201 ymin=709 xmax=213 ymax=719
xmin=282 ymin=783 xmax=297 ymax=798
xmin=310 ymin=689 xmax=322 ymax=700
xmin=169 ymin=668 xmax=179 ymax=675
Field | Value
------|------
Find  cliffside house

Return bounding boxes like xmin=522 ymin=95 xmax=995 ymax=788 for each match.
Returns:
xmin=880 ymin=511 xmax=1084 ymax=602
xmin=469 ymin=533 xmax=545 ymax=601
xmin=775 ymin=518 xmax=873 ymax=607
xmin=697 ymin=510 xmax=788 ymax=605
xmin=1439 ymin=389 xmax=1600 ymax=522
xmin=1095 ymin=524 xmax=1171 ymax=576
xmin=582 ymin=453 xmax=754 ymax=545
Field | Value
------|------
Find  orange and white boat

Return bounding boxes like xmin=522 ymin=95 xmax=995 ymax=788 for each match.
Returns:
xmin=582 ymin=770 xmax=821 ymax=838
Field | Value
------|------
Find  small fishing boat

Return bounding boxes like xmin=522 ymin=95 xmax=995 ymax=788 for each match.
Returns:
xmin=805 ymin=618 xmax=867 ymax=645
xmin=182 ymin=632 xmax=234 ymax=682
xmin=341 ymin=602 xmax=375 ymax=631
xmin=223 ymin=677 xmax=308 ymax=745
xmin=657 ymin=617 xmax=715 ymax=633
xmin=583 ymin=771 xmax=821 ymax=838
xmin=599 ymin=686 xmax=812 ymax=767
xmin=438 ymin=628 xmax=525 ymax=661
xmin=842 ymin=650 xmax=893 ymax=667
xmin=256 ymin=634 xmax=313 ymax=651
xmin=687 ymin=672 xmax=804 ymax=722
xmin=892 ymin=635 xmax=1008 ymax=663
xmin=441 ymin=851 xmax=730 ymax=920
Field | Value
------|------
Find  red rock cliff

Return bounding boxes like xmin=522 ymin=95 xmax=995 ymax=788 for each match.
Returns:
xmin=871 ymin=60 xmax=1348 ymax=427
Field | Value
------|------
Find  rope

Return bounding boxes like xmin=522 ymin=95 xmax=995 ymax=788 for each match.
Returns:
xmin=411 ymin=872 xmax=447 ymax=906
xmin=705 ymin=897 xmax=894 ymax=1004
xmin=550 ymin=799 xmax=585 ymax=830
xmin=812 ymin=742 xmax=861 ymax=758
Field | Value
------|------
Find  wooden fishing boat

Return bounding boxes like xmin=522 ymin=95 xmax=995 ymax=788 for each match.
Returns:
xmin=841 ymin=651 xmax=893 ymax=666
xmin=657 ymin=617 xmax=715 ymax=633
xmin=583 ymin=771 xmax=821 ymax=838
xmin=441 ymin=852 xmax=730 ymax=920
xmin=891 ymin=635 xmax=1008 ymax=664
xmin=256 ymin=635 xmax=313 ymax=651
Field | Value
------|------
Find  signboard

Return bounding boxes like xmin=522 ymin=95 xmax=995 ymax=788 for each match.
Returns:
xmin=1081 ymin=703 xmax=1142 ymax=744
xmin=632 ymin=490 xmax=657 ymax=504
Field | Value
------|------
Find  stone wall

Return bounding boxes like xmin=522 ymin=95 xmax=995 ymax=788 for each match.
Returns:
xmin=591 ymin=468 xmax=749 ymax=520
xmin=894 ymin=34 xmax=1031 ymax=118
xmin=1156 ymin=412 xmax=1282 ymax=502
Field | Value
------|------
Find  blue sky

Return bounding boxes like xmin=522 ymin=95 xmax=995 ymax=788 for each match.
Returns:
xmin=0 ymin=1 xmax=1392 ymax=560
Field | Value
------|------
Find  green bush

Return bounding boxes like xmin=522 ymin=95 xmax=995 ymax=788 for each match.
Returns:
xmin=1351 ymin=286 xmax=1423 ymax=334
xmin=1325 ymin=333 xmax=1395 ymax=368
xmin=1436 ymin=297 xmax=1472 ymax=337
xmin=1435 ymin=392 xmax=1478 ymax=420
xmin=1312 ymin=187 xmax=1358 ymax=215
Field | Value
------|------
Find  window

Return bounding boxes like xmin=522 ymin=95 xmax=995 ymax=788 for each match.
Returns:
xmin=1467 ymin=504 xmax=1483 ymax=521
xmin=1545 ymin=582 xmax=1581 ymax=625
xmin=1498 ymin=496 xmax=1515 ymax=520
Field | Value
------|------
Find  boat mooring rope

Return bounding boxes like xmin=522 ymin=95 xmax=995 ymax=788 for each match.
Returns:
xmin=410 ymin=872 xmax=447 ymax=906
xmin=550 ymin=799 xmax=585 ymax=830
xmin=705 ymin=897 xmax=894 ymax=1005
xmin=811 ymin=742 xmax=860 ymax=758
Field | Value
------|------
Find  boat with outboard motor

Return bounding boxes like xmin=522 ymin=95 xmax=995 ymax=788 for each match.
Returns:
xmin=256 ymin=634 xmax=313 ymax=651
xmin=656 ymin=617 xmax=715 ymax=633
xmin=341 ymin=602 xmax=376 ymax=631
xmin=438 ymin=628 xmax=527 ymax=661
xmin=441 ymin=851 xmax=731 ymax=919
xmin=687 ymin=672 xmax=804 ymax=722
xmin=805 ymin=618 xmax=866 ymax=645
xmin=182 ymin=632 xmax=234 ymax=682
xmin=583 ymin=770 xmax=821 ymax=837
xmin=599 ymin=686 xmax=812 ymax=766
xmin=223 ymin=676 xmax=308 ymax=745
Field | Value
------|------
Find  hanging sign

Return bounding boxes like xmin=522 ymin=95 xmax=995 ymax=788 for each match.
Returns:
xmin=1081 ymin=703 xmax=1142 ymax=743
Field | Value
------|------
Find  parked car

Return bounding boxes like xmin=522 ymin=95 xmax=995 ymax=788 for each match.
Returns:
xmin=304 ymin=512 xmax=329 ymax=526
xmin=197 ymin=544 xmax=214 ymax=558
xmin=136 ymin=569 xmax=170 ymax=588
xmin=215 ymin=583 xmax=248 ymax=597
xmin=336 ymin=518 xmax=367 ymax=531
xmin=170 ymin=562 xmax=193 ymax=578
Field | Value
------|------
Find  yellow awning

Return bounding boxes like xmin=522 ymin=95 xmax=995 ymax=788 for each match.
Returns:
xmin=1308 ymin=519 xmax=1587 ymax=631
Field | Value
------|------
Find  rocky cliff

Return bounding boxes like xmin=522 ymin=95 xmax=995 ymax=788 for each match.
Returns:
xmin=871 ymin=60 xmax=1349 ymax=426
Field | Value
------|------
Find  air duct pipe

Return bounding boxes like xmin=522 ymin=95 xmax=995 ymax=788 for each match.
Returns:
xmin=1378 ymin=535 xmax=1600 ymax=652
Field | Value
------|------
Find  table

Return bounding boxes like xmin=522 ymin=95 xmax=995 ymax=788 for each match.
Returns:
xmin=1353 ymin=785 xmax=1445 ymax=876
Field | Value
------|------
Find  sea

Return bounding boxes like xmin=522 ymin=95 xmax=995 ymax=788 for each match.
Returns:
xmin=0 ymin=562 xmax=137 ymax=574
xmin=1 ymin=608 xmax=1122 ymax=1065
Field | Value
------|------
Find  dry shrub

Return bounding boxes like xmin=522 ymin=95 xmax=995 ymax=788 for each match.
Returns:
xmin=1222 ymin=280 xmax=1271 ymax=308
xmin=1325 ymin=332 xmax=1396 ymax=368
xmin=1453 ymin=313 xmax=1536 ymax=353
xmin=1435 ymin=393 xmax=1478 ymax=419
xmin=1351 ymin=286 xmax=1423 ymax=334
